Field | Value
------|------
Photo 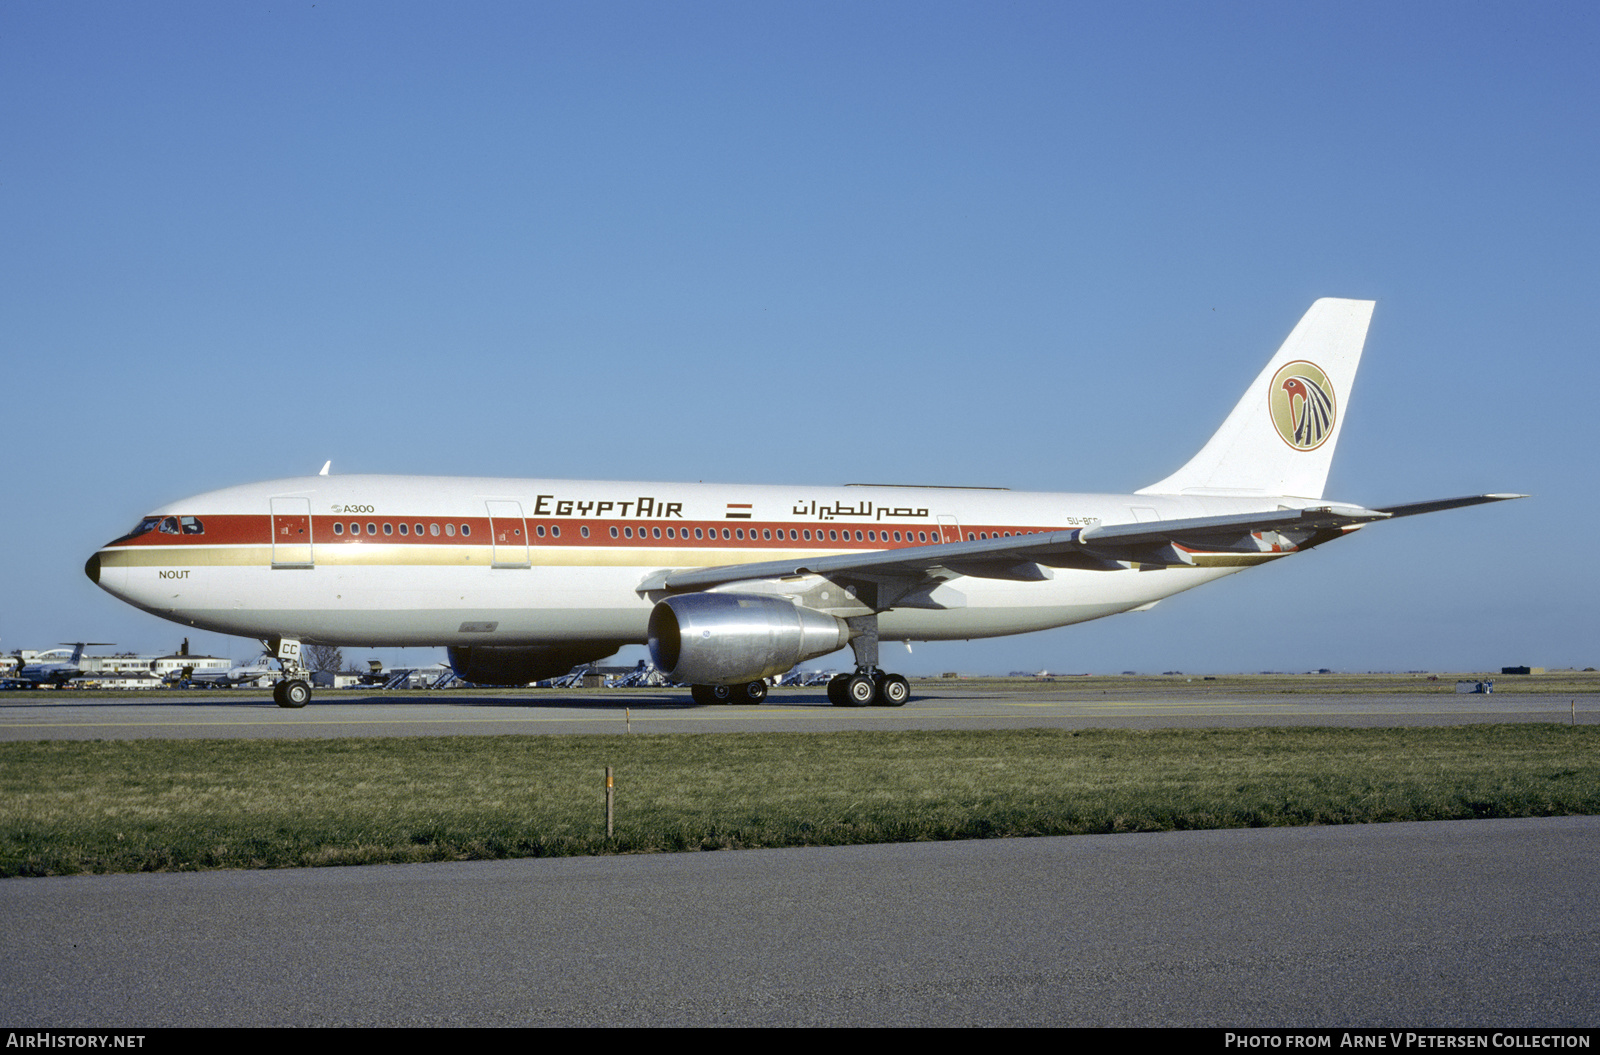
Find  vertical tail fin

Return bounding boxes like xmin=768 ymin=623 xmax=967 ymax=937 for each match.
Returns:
xmin=1137 ymin=298 xmax=1374 ymax=499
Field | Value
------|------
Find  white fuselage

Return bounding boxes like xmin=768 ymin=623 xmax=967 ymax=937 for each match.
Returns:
xmin=88 ymin=474 xmax=1312 ymax=649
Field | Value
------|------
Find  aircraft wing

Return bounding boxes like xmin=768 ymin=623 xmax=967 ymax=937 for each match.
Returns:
xmin=635 ymin=497 xmax=1511 ymax=604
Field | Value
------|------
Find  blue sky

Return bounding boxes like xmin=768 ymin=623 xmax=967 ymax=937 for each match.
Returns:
xmin=3 ymin=1 xmax=1594 ymax=674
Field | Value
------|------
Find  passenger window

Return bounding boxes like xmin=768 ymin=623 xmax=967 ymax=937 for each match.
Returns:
xmin=536 ymin=525 xmax=546 ymax=537
xmin=624 ymin=527 xmax=633 ymax=538
xmin=334 ymin=522 xmax=344 ymax=536
xmin=461 ymin=524 xmax=471 ymax=537
xmin=350 ymin=523 xmax=360 ymax=536
xmin=581 ymin=526 xmax=590 ymax=538
xmin=430 ymin=524 xmax=440 ymax=537
xmin=611 ymin=526 xmax=619 ymax=538
xmin=367 ymin=523 xmax=377 ymax=536
xmin=383 ymin=523 xmax=393 ymax=535
xmin=551 ymin=526 xmax=560 ymax=538
xmin=652 ymin=527 xmax=660 ymax=539
xmin=399 ymin=523 xmax=408 ymax=536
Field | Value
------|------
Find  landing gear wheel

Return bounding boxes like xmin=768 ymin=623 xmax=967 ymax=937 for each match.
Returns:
xmin=692 ymin=684 xmax=735 ymax=705
xmin=827 ymin=673 xmax=851 ymax=707
xmin=875 ymin=674 xmax=910 ymax=707
xmin=843 ymin=673 xmax=876 ymax=707
xmin=275 ymin=679 xmax=311 ymax=709
xmin=738 ymin=680 xmax=768 ymax=704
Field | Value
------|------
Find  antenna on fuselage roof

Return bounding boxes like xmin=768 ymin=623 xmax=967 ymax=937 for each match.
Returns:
xmin=319 ymin=461 xmax=331 ymax=476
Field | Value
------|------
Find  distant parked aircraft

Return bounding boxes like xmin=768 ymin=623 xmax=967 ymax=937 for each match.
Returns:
xmin=176 ymin=654 xmax=281 ymax=687
xmin=5 ymin=643 xmax=113 ymax=688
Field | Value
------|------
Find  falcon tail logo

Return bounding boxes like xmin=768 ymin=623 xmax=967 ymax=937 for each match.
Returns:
xmin=1269 ymin=361 xmax=1336 ymax=451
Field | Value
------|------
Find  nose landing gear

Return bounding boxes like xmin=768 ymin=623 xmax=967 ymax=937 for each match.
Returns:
xmin=266 ymin=637 xmax=313 ymax=709
xmin=273 ymin=678 xmax=312 ymax=708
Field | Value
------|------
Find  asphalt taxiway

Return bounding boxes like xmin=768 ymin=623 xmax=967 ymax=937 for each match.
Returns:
xmin=1 ymin=685 xmax=1592 ymax=740
xmin=5 ymin=817 xmax=1597 ymax=1027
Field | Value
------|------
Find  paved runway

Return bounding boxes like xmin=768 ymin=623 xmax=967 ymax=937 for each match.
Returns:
xmin=1 ymin=686 xmax=1592 ymax=739
xmin=4 ymin=817 xmax=1597 ymax=1027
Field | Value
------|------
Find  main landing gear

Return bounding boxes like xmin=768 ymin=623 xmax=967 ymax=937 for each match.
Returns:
xmin=827 ymin=615 xmax=909 ymax=707
xmin=826 ymin=670 xmax=909 ymax=707
xmin=691 ymin=681 xmax=768 ymax=705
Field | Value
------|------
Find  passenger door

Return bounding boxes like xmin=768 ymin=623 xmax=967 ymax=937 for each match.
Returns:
xmin=487 ymin=501 xmax=530 ymax=568
xmin=270 ymin=497 xmax=314 ymax=568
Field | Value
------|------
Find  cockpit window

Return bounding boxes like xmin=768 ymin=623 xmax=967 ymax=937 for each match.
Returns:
xmin=119 ymin=515 xmax=203 ymax=541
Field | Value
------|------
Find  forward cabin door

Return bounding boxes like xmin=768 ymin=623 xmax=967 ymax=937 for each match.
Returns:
xmin=270 ymin=497 xmax=314 ymax=568
xmin=487 ymin=501 xmax=530 ymax=568
xmin=938 ymin=515 xmax=963 ymax=543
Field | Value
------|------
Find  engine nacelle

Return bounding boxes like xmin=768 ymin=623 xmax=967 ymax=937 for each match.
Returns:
xmin=447 ymin=643 xmax=625 ymax=686
xmin=648 ymin=593 xmax=851 ymax=685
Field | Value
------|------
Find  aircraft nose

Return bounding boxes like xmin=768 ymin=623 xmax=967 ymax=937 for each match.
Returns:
xmin=85 ymin=552 xmax=101 ymax=585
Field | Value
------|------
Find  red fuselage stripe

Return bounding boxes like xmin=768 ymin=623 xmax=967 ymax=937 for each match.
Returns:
xmin=104 ymin=515 xmax=1063 ymax=549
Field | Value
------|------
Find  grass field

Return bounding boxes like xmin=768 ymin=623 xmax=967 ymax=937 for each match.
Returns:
xmin=3 ymin=724 xmax=1596 ymax=877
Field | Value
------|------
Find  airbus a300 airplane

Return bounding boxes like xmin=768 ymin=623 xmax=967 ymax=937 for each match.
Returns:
xmin=86 ymin=299 xmax=1521 ymax=708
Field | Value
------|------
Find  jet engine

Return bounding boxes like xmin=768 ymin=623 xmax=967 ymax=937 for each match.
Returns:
xmin=648 ymin=593 xmax=850 ymax=685
xmin=447 ymin=643 xmax=625 ymax=686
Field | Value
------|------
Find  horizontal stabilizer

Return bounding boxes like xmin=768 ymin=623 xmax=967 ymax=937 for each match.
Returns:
xmin=1372 ymin=494 xmax=1527 ymax=519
